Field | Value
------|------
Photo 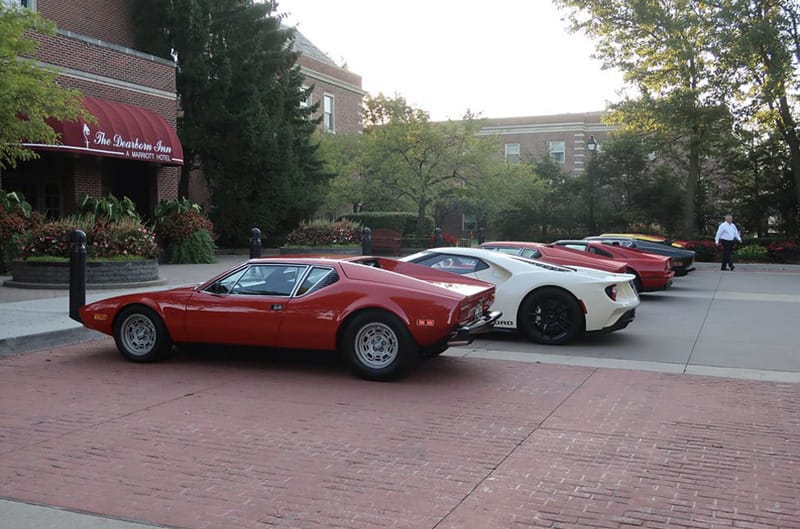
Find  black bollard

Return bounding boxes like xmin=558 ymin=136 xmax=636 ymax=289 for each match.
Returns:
xmin=478 ymin=227 xmax=485 ymax=245
xmin=250 ymin=227 xmax=262 ymax=259
xmin=361 ymin=226 xmax=372 ymax=255
xmin=433 ymin=227 xmax=444 ymax=247
xmin=69 ymin=229 xmax=87 ymax=323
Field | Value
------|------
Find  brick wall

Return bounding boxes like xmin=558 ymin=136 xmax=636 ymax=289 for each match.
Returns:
xmin=71 ymin=158 xmax=103 ymax=201
xmin=38 ymin=0 xmax=136 ymax=49
xmin=31 ymin=32 xmax=176 ymax=95
xmin=298 ymin=55 xmax=364 ymax=135
xmin=157 ymin=166 xmax=180 ymax=202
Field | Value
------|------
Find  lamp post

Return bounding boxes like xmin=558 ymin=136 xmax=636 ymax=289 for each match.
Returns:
xmin=586 ymin=135 xmax=598 ymax=234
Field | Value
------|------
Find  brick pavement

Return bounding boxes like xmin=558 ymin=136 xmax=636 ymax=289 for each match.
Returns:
xmin=1 ymin=340 xmax=799 ymax=529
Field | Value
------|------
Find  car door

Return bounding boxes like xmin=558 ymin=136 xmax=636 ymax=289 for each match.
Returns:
xmin=183 ymin=263 xmax=307 ymax=347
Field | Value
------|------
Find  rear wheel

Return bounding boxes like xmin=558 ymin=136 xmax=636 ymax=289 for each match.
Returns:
xmin=113 ymin=306 xmax=172 ymax=362
xmin=518 ymin=288 xmax=584 ymax=345
xmin=341 ymin=310 xmax=418 ymax=381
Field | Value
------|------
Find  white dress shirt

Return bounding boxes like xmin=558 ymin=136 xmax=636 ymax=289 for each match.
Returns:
xmin=715 ymin=221 xmax=741 ymax=244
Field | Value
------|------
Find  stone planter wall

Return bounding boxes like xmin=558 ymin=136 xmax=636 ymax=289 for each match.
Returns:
xmin=7 ymin=258 xmax=160 ymax=288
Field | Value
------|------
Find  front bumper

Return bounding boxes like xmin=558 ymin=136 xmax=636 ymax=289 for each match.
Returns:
xmin=448 ymin=311 xmax=502 ymax=346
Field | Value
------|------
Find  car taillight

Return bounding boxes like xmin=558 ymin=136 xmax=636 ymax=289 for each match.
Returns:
xmin=482 ymin=294 xmax=494 ymax=312
xmin=605 ymin=284 xmax=617 ymax=301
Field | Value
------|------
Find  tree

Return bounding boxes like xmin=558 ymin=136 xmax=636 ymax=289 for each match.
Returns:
xmin=132 ymin=0 xmax=328 ymax=245
xmin=555 ymin=0 xmax=735 ymax=237
xmin=361 ymin=95 xmax=495 ymax=236
xmin=712 ymin=0 xmax=800 ymax=236
xmin=0 ymin=6 xmax=86 ymax=170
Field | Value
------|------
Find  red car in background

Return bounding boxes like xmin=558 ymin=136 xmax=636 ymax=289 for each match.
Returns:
xmin=479 ymin=241 xmax=628 ymax=275
xmin=551 ymin=240 xmax=674 ymax=292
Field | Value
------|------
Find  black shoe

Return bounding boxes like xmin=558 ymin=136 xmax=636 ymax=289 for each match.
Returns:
xmin=721 ymin=266 xmax=727 ymax=271
xmin=730 ymin=265 xmax=735 ymax=271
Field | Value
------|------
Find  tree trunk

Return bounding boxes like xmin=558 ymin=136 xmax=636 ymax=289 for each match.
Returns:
xmin=684 ymin=135 xmax=700 ymax=238
xmin=416 ymin=199 xmax=428 ymax=237
xmin=777 ymin=95 xmax=800 ymax=237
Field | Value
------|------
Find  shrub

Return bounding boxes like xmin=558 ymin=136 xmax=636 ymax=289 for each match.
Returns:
xmin=0 ymin=191 xmax=41 ymax=272
xmin=736 ymin=244 xmax=768 ymax=261
xmin=286 ymin=219 xmax=362 ymax=247
xmin=155 ymin=199 xmax=215 ymax=263
xmin=166 ymin=229 xmax=216 ymax=264
xmin=430 ymin=231 xmax=458 ymax=247
xmin=77 ymin=193 xmax=138 ymax=223
xmin=685 ymin=239 xmax=719 ymax=262
xmin=767 ymin=240 xmax=800 ymax=263
xmin=341 ymin=212 xmax=433 ymax=236
xmin=20 ymin=215 xmax=158 ymax=260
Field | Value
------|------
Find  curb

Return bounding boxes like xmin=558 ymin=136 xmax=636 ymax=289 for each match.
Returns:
xmin=0 ymin=327 xmax=106 ymax=357
xmin=2 ymin=278 xmax=168 ymax=290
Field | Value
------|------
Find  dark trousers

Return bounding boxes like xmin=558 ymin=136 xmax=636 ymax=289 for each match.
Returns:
xmin=720 ymin=239 xmax=735 ymax=269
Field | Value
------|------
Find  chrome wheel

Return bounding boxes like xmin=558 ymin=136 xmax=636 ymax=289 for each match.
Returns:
xmin=354 ymin=322 xmax=399 ymax=369
xmin=119 ymin=313 xmax=157 ymax=357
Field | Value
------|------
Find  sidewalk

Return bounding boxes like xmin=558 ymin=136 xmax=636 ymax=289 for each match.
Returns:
xmin=0 ymin=254 xmax=247 ymax=355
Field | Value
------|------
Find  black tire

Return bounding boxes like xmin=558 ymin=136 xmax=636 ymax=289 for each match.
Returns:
xmin=517 ymin=287 xmax=584 ymax=345
xmin=341 ymin=310 xmax=418 ymax=381
xmin=113 ymin=305 xmax=172 ymax=363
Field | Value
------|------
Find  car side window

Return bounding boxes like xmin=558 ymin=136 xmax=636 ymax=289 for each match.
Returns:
xmin=562 ymin=244 xmax=586 ymax=252
xmin=520 ymin=248 xmax=541 ymax=259
xmin=296 ymin=267 xmax=338 ymax=296
xmin=205 ymin=268 xmax=247 ymax=294
xmin=414 ymin=254 xmax=487 ymax=274
xmin=589 ymin=246 xmax=613 ymax=257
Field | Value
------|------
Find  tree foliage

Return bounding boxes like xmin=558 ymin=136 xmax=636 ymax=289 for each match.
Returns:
xmin=132 ymin=0 xmax=329 ymax=245
xmin=0 ymin=6 xmax=86 ymax=170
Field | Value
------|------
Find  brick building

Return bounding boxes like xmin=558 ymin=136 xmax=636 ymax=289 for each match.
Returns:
xmin=441 ymin=111 xmax=614 ymax=237
xmin=292 ymin=29 xmax=365 ymax=135
xmin=0 ymin=0 xmax=182 ymax=218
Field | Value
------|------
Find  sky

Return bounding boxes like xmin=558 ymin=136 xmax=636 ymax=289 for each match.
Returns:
xmin=281 ymin=0 xmax=628 ymax=121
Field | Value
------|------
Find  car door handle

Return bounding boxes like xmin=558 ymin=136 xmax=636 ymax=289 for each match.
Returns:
xmin=271 ymin=304 xmax=283 ymax=311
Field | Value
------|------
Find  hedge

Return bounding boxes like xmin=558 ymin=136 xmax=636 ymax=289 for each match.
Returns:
xmin=341 ymin=212 xmax=434 ymax=236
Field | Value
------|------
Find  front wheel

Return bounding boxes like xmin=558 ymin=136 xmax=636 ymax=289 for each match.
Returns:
xmin=341 ymin=310 xmax=418 ymax=381
xmin=518 ymin=288 xmax=584 ymax=345
xmin=113 ymin=306 xmax=172 ymax=362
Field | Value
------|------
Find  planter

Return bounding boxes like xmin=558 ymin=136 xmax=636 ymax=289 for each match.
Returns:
xmin=4 ymin=258 xmax=164 ymax=289
xmin=279 ymin=246 xmax=361 ymax=255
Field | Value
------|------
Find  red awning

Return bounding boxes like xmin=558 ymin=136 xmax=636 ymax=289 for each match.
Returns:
xmin=23 ymin=96 xmax=184 ymax=166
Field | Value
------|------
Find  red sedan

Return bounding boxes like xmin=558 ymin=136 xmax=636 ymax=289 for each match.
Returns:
xmin=479 ymin=241 xmax=629 ymax=275
xmin=551 ymin=240 xmax=674 ymax=292
xmin=79 ymin=257 xmax=499 ymax=381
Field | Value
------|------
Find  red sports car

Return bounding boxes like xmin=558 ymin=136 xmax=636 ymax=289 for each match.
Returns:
xmin=479 ymin=241 xmax=629 ymax=275
xmin=79 ymin=257 xmax=500 ymax=381
xmin=550 ymin=240 xmax=675 ymax=292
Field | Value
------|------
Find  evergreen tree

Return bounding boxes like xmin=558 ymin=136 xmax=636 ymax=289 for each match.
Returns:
xmin=133 ymin=0 xmax=328 ymax=245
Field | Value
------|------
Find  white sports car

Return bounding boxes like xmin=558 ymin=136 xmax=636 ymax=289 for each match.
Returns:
xmin=400 ymin=248 xmax=640 ymax=345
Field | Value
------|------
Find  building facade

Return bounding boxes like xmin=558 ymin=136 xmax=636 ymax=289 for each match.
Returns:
xmin=478 ymin=111 xmax=613 ymax=173
xmin=0 ymin=0 xmax=182 ymax=218
xmin=292 ymin=29 xmax=365 ymax=135
xmin=441 ymin=111 xmax=615 ymax=237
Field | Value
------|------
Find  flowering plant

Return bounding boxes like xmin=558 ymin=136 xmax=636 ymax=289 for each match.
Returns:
xmin=767 ymin=240 xmax=800 ymax=263
xmin=285 ymin=219 xmax=362 ymax=247
xmin=20 ymin=215 xmax=158 ymax=259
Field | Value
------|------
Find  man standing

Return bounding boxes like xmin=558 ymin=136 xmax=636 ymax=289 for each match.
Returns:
xmin=715 ymin=214 xmax=742 ymax=271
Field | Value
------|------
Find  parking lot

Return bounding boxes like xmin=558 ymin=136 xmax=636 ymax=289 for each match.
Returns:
xmin=1 ymin=263 xmax=799 ymax=529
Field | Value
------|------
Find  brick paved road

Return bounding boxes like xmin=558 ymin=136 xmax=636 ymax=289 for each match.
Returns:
xmin=1 ymin=340 xmax=799 ymax=529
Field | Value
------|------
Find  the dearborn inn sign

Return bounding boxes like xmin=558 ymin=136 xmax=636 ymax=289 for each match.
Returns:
xmin=23 ymin=96 xmax=184 ymax=166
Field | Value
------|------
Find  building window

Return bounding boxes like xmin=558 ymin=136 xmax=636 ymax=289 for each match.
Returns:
xmin=462 ymin=213 xmax=477 ymax=233
xmin=504 ymin=143 xmax=520 ymax=164
xmin=549 ymin=141 xmax=565 ymax=164
xmin=323 ymin=94 xmax=335 ymax=133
